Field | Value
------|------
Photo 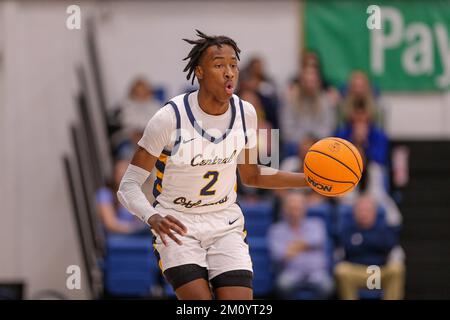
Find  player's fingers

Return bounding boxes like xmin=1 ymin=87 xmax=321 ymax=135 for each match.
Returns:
xmin=166 ymin=215 xmax=188 ymax=233
xmin=156 ymin=230 xmax=168 ymax=246
xmin=159 ymin=221 xmax=173 ymax=233
xmin=168 ymin=222 xmax=187 ymax=237
xmin=166 ymin=230 xmax=183 ymax=246
xmin=158 ymin=224 xmax=182 ymax=246
xmin=160 ymin=219 xmax=185 ymax=236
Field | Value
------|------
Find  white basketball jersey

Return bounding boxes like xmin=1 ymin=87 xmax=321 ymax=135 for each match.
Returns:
xmin=152 ymin=91 xmax=249 ymax=214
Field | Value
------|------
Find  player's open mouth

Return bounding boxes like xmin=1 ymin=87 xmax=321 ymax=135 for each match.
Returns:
xmin=225 ymin=82 xmax=234 ymax=95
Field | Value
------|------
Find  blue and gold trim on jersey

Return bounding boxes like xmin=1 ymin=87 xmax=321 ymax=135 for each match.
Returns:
xmin=153 ymin=151 xmax=169 ymax=200
xmin=151 ymin=100 xmax=181 ymax=207
xmin=166 ymin=101 xmax=182 ymax=155
xmin=183 ymin=91 xmax=237 ymax=144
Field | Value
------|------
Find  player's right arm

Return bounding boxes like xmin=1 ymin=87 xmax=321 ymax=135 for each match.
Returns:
xmin=117 ymin=106 xmax=187 ymax=246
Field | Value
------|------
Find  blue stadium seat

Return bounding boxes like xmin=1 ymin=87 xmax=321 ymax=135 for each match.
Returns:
xmin=153 ymin=86 xmax=167 ymax=105
xmin=163 ymin=280 xmax=176 ymax=299
xmin=239 ymin=200 xmax=273 ymax=237
xmin=239 ymin=200 xmax=273 ymax=218
xmin=248 ymin=236 xmax=268 ymax=252
xmin=283 ymin=142 xmax=298 ymax=158
xmin=247 ymin=236 xmax=274 ymax=297
xmin=104 ymin=235 xmax=160 ymax=297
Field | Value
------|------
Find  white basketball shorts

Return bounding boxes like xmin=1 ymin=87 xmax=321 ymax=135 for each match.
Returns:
xmin=152 ymin=202 xmax=253 ymax=280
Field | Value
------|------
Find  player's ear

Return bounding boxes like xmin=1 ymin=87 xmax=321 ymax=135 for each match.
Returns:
xmin=195 ymin=66 xmax=203 ymax=80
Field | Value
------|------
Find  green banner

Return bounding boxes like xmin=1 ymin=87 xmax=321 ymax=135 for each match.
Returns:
xmin=305 ymin=0 xmax=450 ymax=91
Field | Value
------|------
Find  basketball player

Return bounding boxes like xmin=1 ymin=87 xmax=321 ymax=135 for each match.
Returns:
xmin=117 ymin=30 xmax=310 ymax=300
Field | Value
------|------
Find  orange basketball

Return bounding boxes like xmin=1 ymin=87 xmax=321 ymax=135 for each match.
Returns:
xmin=303 ymin=137 xmax=363 ymax=197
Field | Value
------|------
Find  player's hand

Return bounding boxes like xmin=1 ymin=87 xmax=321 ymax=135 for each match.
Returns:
xmin=148 ymin=214 xmax=188 ymax=246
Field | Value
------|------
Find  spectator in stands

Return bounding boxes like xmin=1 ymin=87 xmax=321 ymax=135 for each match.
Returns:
xmin=338 ymin=70 xmax=386 ymax=128
xmin=335 ymin=97 xmax=389 ymax=167
xmin=113 ymin=77 xmax=161 ymax=159
xmin=339 ymin=146 xmax=403 ymax=228
xmin=240 ymin=89 xmax=273 ymax=158
xmin=290 ymin=49 xmax=341 ymax=107
xmin=239 ymin=56 xmax=279 ymax=129
xmin=268 ymin=191 xmax=333 ymax=299
xmin=280 ymin=133 xmax=318 ymax=173
xmin=282 ymin=65 xmax=336 ymax=148
xmin=96 ymin=160 xmax=147 ymax=235
xmin=334 ymin=195 xmax=405 ymax=300
xmin=338 ymin=144 xmax=405 ymax=264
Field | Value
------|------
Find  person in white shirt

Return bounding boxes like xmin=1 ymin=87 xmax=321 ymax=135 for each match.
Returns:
xmin=117 ymin=30 xmax=311 ymax=300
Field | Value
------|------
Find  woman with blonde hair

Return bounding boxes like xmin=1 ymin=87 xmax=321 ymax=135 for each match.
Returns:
xmin=282 ymin=65 xmax=336 ymax=147
xmin=340 ymin=71 xmax=385 ymax=127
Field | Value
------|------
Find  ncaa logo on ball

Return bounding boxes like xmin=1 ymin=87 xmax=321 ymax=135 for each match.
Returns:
xmin=307 ymin=175 xmax=332 ymax=192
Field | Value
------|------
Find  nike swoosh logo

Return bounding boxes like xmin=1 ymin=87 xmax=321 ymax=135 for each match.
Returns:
xmin=229 ymin=218 xmax=239 ymax=225
xmin=182 ymin=137 xmax=196 ymax=144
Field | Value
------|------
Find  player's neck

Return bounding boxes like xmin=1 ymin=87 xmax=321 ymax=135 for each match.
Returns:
xmin=197 ymin=88 xmax=229 ymax=116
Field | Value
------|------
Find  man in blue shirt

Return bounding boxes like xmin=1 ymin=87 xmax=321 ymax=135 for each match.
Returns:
xmin=335 ymin=195 xmax=405 ymax=299
xmin=268 ymin=191 xmax=333 ymax=299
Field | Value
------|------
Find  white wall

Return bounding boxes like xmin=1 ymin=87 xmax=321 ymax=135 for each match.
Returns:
xmin=94 ymin=0 xmax=301 ymax=108
xmin=385 ymin=93 xmax=450 ymax=140
xmin=0 ymin=0 xmax=90 ymax=299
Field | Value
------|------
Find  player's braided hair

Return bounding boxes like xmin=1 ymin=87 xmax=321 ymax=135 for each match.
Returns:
xmin=183 ymin=29 xmax=241 ymax=85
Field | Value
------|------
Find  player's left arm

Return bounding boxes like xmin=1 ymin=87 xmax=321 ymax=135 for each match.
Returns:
xmin=237 ymin=147 xmax=309 ymax=189
xmin=237 ymin=99 xmax=309 ymax=189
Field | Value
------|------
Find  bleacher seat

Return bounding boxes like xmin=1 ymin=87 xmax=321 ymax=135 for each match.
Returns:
xmin=238 ymin=200 xmax=275 ymax=296
xmin=104 ymin=235 xmax=160 ymax=297
xmin=163 ymin=281 xmax=176 ymax=299
xmin=283 ymin=142 xmax=298 ymax=158
xmin=239 ymin=200 xmax=273 ymax=237
xmin=247 ymin=236 xmax=273 ymax=297
xmin=153 ymin=86 xmax=167 ymax=105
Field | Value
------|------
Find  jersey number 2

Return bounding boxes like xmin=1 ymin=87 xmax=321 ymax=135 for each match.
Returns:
xmin=200 ymin=171 xmax=219 ymax=196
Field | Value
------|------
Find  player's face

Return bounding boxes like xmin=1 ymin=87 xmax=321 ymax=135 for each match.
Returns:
xmin=197 ymin=44 xmax=239 ymax=101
